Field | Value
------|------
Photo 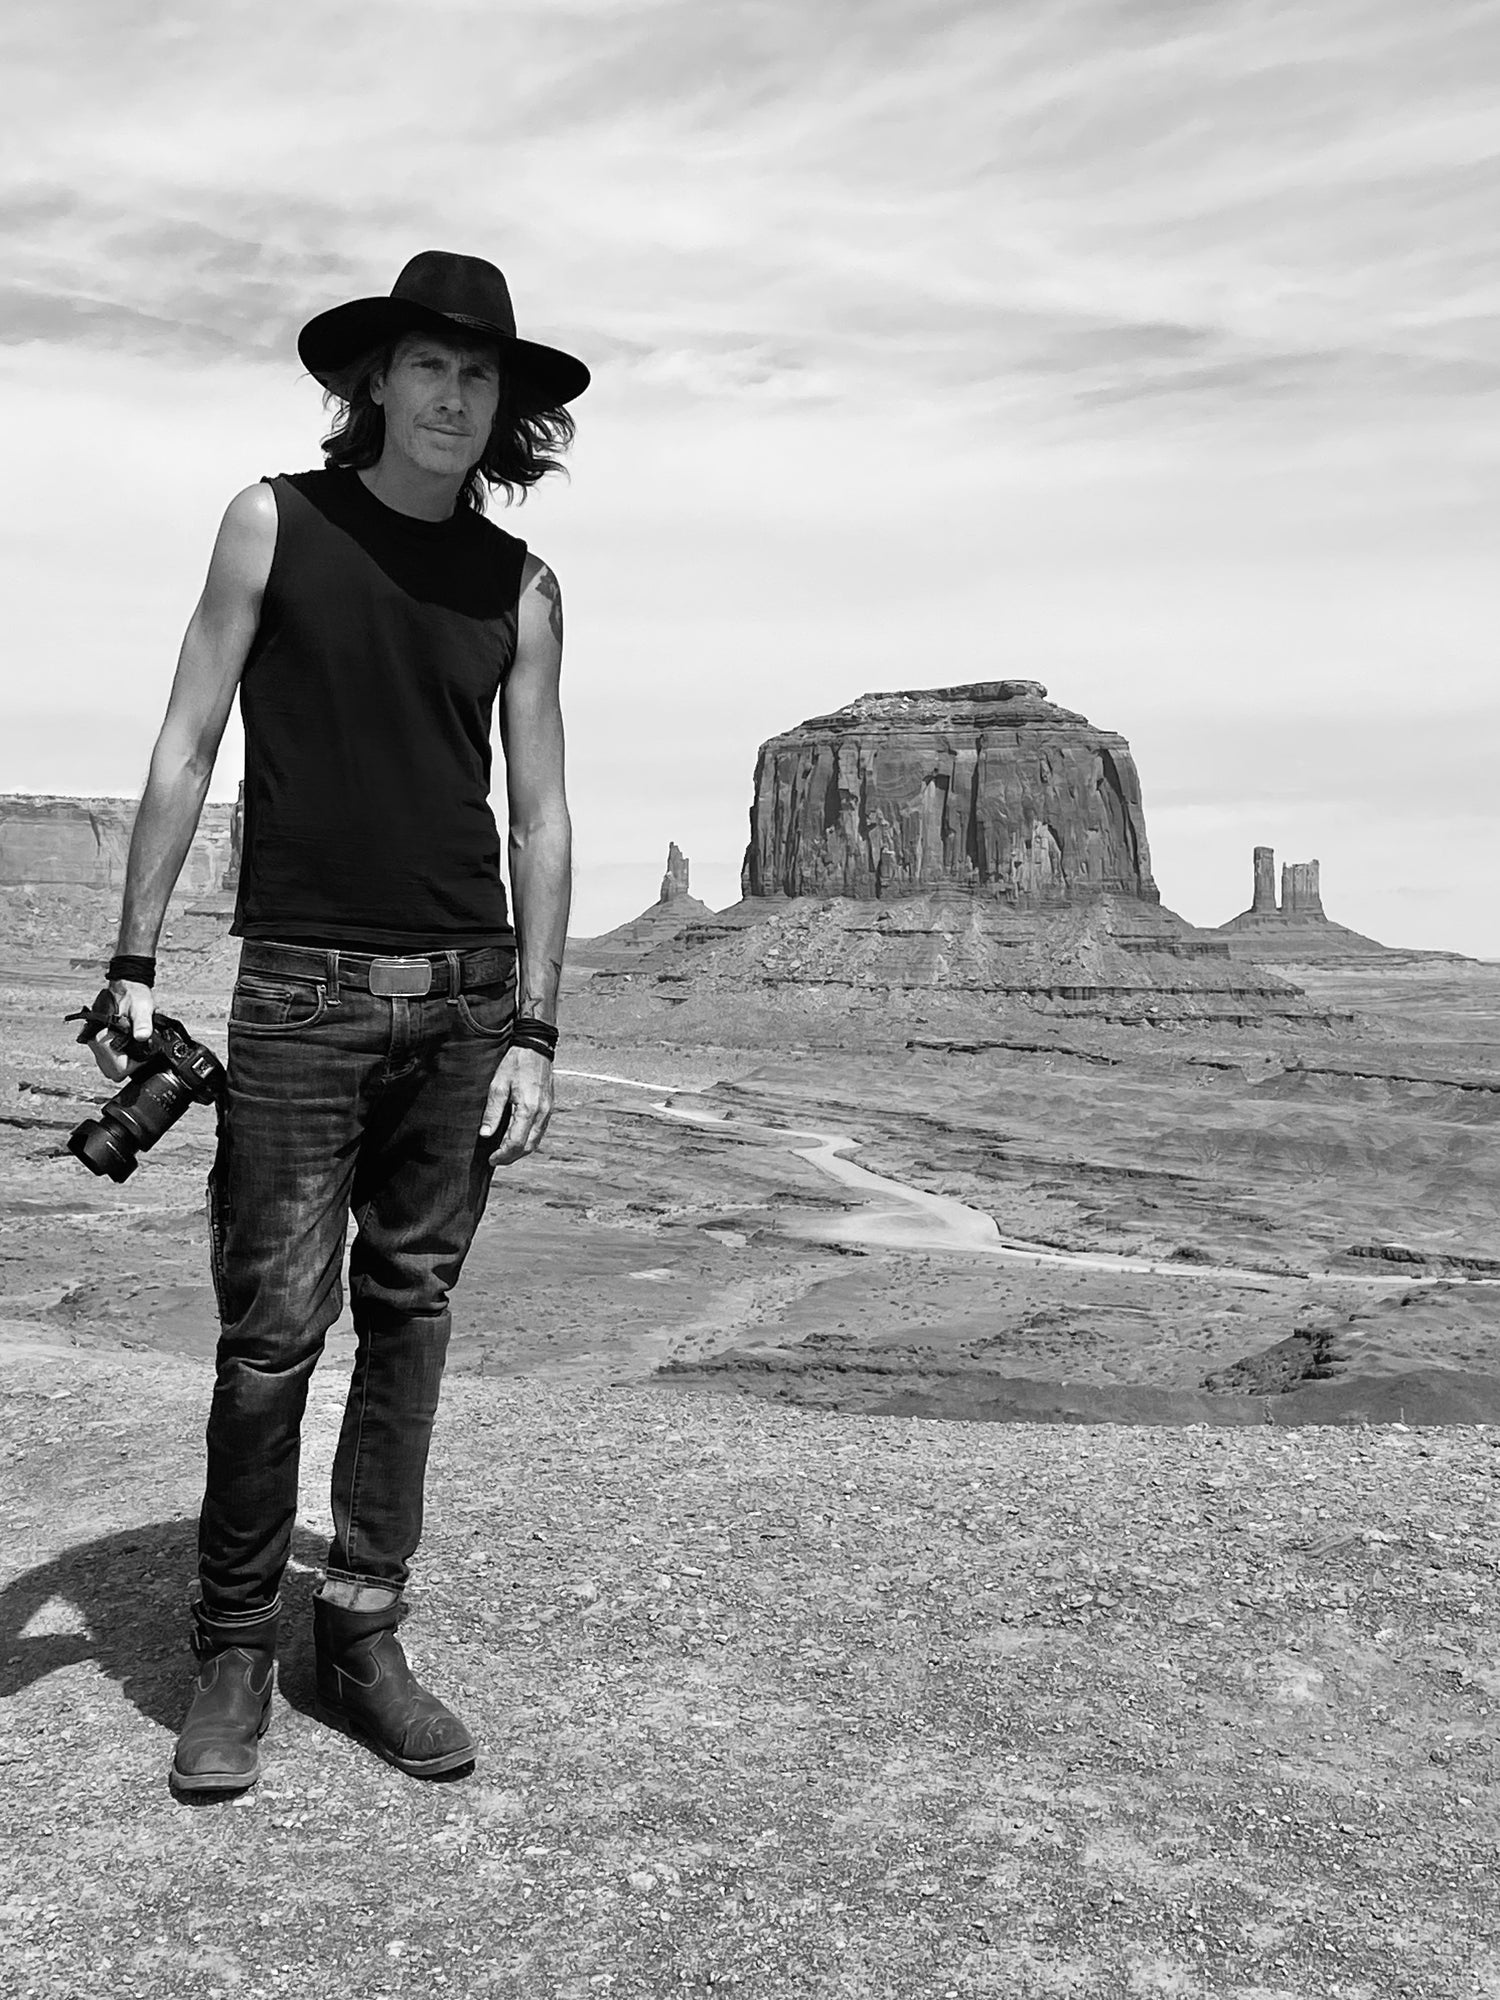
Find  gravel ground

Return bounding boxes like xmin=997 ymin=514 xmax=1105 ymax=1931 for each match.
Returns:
xmin=3 ymin=1331 xmax=1500 ymax=1999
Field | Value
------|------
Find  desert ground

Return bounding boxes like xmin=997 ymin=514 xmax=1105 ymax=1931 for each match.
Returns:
xmin=3 ymin=887 xmax=1499 ymax=1996
xmin=3 ymin=889 xmax=1497 ymax=1423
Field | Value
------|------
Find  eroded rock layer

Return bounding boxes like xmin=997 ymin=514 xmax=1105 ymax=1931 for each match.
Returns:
xmin=0 ymin=795 xmax=232 ymax=893
xmin=741 ymin=681 xmax=1158 ymax=906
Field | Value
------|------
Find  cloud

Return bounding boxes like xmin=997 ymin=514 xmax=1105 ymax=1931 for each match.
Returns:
xmin=4 ymin=0 xmax=1498 ymax=439
xmin=1 ymin=0 xmax=1497 ymax=952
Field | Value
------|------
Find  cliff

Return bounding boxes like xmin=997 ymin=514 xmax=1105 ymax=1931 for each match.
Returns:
xmin=0 ymin=795 xmax=232 ymax=894
xmin=741 ymin=681 xmax=1158 ymax=906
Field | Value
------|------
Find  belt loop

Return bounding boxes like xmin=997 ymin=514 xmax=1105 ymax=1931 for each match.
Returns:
xmin=327 ymin=950 xmax=341 ymax=1006
xmin=444 ymin=949 xmax=462 ymax=1003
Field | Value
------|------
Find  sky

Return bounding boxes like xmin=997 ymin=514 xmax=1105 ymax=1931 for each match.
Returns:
xmin=2 ymin=0 xmax=1497 ymax=953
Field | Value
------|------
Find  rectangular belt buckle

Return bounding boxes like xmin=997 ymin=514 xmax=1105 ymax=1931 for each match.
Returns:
xmin=368 ymin=957 xmax=433 ymax=998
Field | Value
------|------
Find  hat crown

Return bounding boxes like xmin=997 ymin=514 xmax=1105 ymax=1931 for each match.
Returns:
xmin=389 ymin=251 xmax=517 ymax=340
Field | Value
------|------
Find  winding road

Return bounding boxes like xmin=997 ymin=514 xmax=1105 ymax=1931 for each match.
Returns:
xmin=562 ymin=1069 xmax=1486 ymax=1291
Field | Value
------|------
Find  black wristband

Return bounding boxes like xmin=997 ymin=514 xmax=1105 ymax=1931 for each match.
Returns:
xmin=107 ymin=954 xmax=156 ymax=988
xmin=510 ymin=1014 xmax=558 ymax=1059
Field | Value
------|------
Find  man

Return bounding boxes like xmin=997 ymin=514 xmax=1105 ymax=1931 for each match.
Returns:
xmin=87 ymin=251 xmax=588 ymax=1796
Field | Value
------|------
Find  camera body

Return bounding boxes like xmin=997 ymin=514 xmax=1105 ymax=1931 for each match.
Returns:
xmin=68 ymin=1003 xmax=226 ymax=1182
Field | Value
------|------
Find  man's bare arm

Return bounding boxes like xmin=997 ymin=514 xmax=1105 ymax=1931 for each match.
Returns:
xmin=91 ymin=484 xmax=276 ymax=1076
xmin=480 ymin=554 xmax=571 ymax=1165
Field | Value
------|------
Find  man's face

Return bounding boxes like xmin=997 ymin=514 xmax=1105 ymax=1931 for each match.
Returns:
xmin=371 ymin=332 xmax=503 ymax=478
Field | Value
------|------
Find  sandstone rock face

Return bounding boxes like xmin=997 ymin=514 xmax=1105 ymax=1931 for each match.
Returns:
xmin=0 ymin=796 xmax=232 ymax=893
xmin=1280 ymin=860 xmax=1324 ymax=918
xmin=741 ymin=681 xmax=1158 ymax=906
xmin=1252 ymin=846 xmax=1277 ymax=915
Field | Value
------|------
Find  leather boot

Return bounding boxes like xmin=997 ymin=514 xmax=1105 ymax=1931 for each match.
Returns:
xmin=171 ymin=1607 xmax=277 ymax=1797
xmin=313 ymin=1596 xmax=474 ymax=1777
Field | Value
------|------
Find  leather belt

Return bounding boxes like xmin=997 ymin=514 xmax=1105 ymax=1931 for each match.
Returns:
xmin=238 ymin=940 xmax=514 ymax=998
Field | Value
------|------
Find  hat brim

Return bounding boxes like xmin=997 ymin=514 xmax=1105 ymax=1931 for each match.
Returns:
xmin=297 ymin=297 xmax=590 ymax=412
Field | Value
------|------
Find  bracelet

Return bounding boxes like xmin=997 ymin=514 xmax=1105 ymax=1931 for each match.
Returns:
xmin=509 ymin=1014 xmax=558 ymax=1059
xmin=107 ymin=953 xmax=157 ymax=988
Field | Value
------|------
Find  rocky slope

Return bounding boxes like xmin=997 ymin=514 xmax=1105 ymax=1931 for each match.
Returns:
xmin=580 ymin=893 xmax=1319 ymax=1029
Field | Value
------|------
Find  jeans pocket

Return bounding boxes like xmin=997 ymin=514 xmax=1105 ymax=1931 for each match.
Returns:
xmin=230 ymin=975 xmax=327 ymax=1034
xmin=455 ymin=988 xmax=516 ymax=1041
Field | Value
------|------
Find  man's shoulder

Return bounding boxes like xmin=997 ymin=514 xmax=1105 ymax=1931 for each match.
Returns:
xmin=220 ymin=480 xmax=282 ymax=539
xmin=206 ymin=483 xmax=279 ymax=594
xmin=517 ymin=548 xmax=551 ymax=591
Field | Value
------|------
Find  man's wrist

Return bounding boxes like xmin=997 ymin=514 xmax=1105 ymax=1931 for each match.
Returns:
xmin=510 ymin=1014 xmax=558 ymax=1060
xmin=107 ymin=953 xmax=157 ymax=988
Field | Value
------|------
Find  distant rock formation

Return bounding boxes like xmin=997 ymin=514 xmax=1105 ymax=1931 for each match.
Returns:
xmin=588 ymin=891 xmax=1318 ymax=1023
xmin=1217 ymin=848 xmax=1468 ymax=965
xmin=660 ymin=842 xmax=691 ymax=904
xmin=567 ymin=844 xmax=718 ymax=972
xmin=741 ymin=681 xmax=1158 ymax=906
xmin=0 ymin=795 xmax=232 ymax=894
xmin=1251 ymin=845 xmax=1277 ymax=915
xmin=1280 ymin=859 xmax=1324 ymax=919
xmin=576 ymin=687 xmax=1329 ymax=1027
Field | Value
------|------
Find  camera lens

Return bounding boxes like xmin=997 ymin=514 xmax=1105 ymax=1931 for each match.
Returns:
xmin=120 ymin=1067 xmax=193 ymax=1147
xmin=67 ymin=1116 xmax=139 ymax=1182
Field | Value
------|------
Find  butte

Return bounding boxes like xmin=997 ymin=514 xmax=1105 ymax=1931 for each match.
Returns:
xmin=579 ymin=680 xmax=1323 ymax=1038
xmin=1213 ymin=846 xmax=1471 ymax=967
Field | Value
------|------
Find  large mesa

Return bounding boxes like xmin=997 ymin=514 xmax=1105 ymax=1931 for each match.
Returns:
xmin=578 ymin=682 xmax=1325 ymax=1032
xmin=741 ymin=680 xmax=1157 ymax=905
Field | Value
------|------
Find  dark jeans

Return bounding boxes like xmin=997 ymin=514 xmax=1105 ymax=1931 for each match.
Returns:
xmin=200 ymin=941 xmax=515 ymax=1623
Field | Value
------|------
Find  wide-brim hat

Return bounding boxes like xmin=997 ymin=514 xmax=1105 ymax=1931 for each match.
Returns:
xmin=297 ymin=250 xmax=590 ymax=413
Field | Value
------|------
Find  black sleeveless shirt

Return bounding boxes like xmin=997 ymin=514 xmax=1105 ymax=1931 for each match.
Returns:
xmin=232 ymin=469 xmax=526 ymax=949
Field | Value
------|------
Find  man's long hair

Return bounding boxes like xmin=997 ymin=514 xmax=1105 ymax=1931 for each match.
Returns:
xmin=319 ymin=336 xmax=575 ymax=510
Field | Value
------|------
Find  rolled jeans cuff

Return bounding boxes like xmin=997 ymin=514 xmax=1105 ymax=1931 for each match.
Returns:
xmin=192 ymin=1591 xmax=281 ymax=1654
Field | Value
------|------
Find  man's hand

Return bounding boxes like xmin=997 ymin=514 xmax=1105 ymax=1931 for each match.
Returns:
xmin=480 ymin=1047 xmax=554 ymax=1166
xmin=86 ymin=980 xmax=156 ymax=1082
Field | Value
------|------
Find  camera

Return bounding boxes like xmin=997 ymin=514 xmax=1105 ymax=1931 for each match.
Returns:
xmin=66 ymin=992 xmax=227 ymax=1182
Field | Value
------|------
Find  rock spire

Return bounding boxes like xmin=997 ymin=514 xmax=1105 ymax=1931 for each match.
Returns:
xmin=1217 ymin=847 xmax=1467 ymax=964
xmin=659 ymin=842 xmax=690 ymax=904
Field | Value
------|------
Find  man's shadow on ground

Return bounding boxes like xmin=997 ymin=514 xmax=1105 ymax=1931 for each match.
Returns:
xmin=0 ymin=1519 xmax=329 ymax=1732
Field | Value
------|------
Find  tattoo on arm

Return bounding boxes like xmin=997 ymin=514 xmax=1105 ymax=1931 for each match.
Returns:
xmin=518 ymin=959 xmax=564 ymax=1022
xmin=534 ymin=564 xmax=563 ymax=647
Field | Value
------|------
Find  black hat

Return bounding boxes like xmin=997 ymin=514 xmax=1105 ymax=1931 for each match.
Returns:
xmin=297 ymin=250 xmax=590 ymax=412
